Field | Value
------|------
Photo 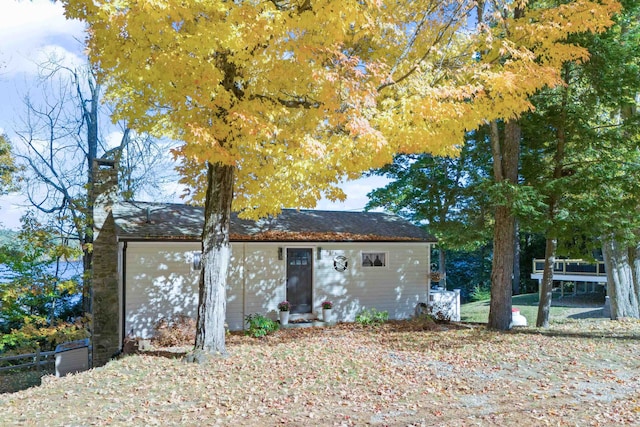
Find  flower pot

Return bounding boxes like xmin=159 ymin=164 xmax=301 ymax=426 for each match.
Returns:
xmin=323 ymin=308 xmax=333 ymax=323
xmin=279 ymin=311 xmax=289 ymax=325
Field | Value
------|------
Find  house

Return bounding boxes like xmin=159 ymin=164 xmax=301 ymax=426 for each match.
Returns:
xmin=90 ymin=159 xmax=436 ymax=366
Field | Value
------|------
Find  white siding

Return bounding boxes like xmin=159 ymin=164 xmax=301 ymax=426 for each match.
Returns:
xmin=312 ymin=243 xmax=430 ymax=321
xmin=124 ymin=242 xmax=201 ymax=339
xmin=241 ymin=243 xmax=287 ymax=320
xmin=226 ymin=244 xmax=245 ymax=331
xmin=123 ymin=241 xmax=430 ymax=339
xmin=124 ymin=242 xmax=258 ymax=338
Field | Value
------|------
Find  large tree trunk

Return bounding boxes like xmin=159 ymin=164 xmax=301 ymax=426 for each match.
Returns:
xmin=489 ymin=204 xmax=516 ymax=329
xmin=191 ymin=162 xmax=235 ymax=361
xmin=602 ymin=238 xmax=640 ymax=319
xmin=536 ymin=237 xmax=557 ymax=327
xmin=488 ymin=120 xmax=520 ymax=330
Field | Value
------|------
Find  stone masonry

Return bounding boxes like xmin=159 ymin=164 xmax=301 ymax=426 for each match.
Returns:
xmin=91 ymin=159 xmax=120 ymax=367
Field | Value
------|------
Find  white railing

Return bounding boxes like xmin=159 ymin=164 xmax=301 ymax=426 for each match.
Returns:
xmin=532 ymin=259 xmax=606 ymax=276
xmin=428 ymin=288 xmax=461 ymax=322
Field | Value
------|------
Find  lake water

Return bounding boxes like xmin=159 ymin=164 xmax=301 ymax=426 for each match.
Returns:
xmin=0 ymin=261 xmax=83 ymax=283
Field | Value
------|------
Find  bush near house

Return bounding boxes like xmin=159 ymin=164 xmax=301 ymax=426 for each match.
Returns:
xmin=0 ymin=318 xmax=89 ymax=355
xmin=245 ymin=314 xmax=279 ymax=338
xmin=355 ymin=308 xmax=389 ymax=327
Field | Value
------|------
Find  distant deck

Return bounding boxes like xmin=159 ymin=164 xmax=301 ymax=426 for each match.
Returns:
xmin=531 ymin=258 xmax=607 ymax=282
xmin=531 ymin=259 xmax=607 ymax=297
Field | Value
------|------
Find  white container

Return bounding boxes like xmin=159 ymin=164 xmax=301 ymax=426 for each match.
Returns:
xmin=279 ymin=311 xmax=289 ymax=325
xmin=55 ymin=339 xmax=90 ymax=377
xmin=511 ymin=308 xmax=528 ymax=327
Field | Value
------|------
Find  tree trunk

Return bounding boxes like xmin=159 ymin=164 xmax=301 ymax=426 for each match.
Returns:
xmin=439 ymin=249 xmax=446 ymax=289
xmin=535 ymin=65 xmax=570 ymax=327
xmin=602 ymin=237 xmax=640 ymax=319
xmin=489 ymin=204 xmax=516 ymax=329
xmin=82 ymin=76 xmax=100 ymax=314
xmin=536 ymin=237 xmax=557 ymax=327
xmin=633 ymin=243 xmax=640 ymax=310
xmin=191 ymin=162 xmax=234 ymax=361
xmin=488 ymin=120 xmax=520 ymax=330
xmin=512 ymin=220 xmax=521 ymax=295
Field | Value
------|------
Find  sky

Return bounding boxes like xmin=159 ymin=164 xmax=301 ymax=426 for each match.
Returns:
xmin=0 ymin=0 xmax=388 ymax=230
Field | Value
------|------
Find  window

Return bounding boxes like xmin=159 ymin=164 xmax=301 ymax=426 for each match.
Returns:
xmin=361 ymin=252 xmax=387 ymax=267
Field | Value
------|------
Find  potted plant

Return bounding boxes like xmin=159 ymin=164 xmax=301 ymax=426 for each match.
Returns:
xmin=321 ymin=301 xmax=333 ymax=323
xmin=277 ymin=301 xmax=290 ymax=325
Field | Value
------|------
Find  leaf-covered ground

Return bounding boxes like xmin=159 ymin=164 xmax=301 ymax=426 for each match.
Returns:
xmin=2 ymin=319 xmax=639 ymax=426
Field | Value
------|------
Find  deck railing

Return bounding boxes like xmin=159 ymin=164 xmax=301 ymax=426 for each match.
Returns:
xmin=532 ymin=259 xmax=607 ymax=276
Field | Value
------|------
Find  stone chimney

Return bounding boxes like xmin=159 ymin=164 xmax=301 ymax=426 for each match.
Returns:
xmin=91 ymin=158 xmax=120 ymax=367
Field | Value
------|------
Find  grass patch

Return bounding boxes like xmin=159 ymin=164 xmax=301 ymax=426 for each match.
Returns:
xmin=0 ymin=367 xmax=54 ymax=394
xmin=460 ymin=292 xmax=604 ymax=324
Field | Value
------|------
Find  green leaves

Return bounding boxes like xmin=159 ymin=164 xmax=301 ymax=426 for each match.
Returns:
xmin=0 ymin=213 xmax=83 ymax=335
xmin=244 ymin=313 xmax=279 ymax=338
xmin=0 ymin=134 xmax=17 ymax=195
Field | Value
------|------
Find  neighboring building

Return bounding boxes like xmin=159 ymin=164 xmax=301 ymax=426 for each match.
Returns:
xmin=530 ymin=258 xmax=607 ymax=297
xmin=91 ymin=159 xmax=436 ymax=366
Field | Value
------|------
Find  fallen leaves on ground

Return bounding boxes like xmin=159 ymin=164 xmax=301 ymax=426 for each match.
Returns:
xmin=2 ymin=319 xmax=639 ymax=426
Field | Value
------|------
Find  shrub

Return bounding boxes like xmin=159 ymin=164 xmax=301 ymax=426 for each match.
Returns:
xmin=355 ymin=308 xmax=389 ymax=327
xmin=469 ymin=284 xmax=491 ymax=302
xmin=153 ymin=315 xmax=196 ymax=347
xmin=0 ymin=317 xmax=89 ymax=354
xmin=245 ymin=314 xmax=279 ymax=338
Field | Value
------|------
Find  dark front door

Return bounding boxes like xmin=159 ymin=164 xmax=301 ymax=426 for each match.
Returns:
xmin=286 ymin=248 xmax=313 ymax=314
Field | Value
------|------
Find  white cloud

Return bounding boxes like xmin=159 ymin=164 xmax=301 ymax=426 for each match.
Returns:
xmin=0 ymin=192 xmax=27 ymax=230
xmin=105 ymin=130 xmax=126 ymax=150
xmin=0 ymin=0 xmax=86 ymax=76
xmin=316 ymin=175 xmax=390 ymax=212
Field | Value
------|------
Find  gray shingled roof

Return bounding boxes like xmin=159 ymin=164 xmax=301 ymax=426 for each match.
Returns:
xmin=112 ymin=201 xmax=435 ymax=242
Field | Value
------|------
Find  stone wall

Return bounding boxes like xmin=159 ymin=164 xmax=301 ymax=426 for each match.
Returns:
xmin=91 ymin=159 xmax=120 ymax=367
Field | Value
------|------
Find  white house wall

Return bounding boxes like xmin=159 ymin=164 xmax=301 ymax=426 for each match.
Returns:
xmin=241 ymin=244 xmax=286 ymax=322
xmin=123 ymin=241 xmax=430 ymax=340
xmin=124 ymin=241 xmax=201 ymax=339
xmin=311 ymin=243 xmax=430 ymax=322
xmin=124 ymin=241 xmax=250 ymax=339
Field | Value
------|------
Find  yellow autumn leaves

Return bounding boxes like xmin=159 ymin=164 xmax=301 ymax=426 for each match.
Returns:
xmin=64 ymin=0 xmax=620 ymax=218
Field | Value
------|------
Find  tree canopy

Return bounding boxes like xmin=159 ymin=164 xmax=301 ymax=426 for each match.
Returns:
xmin=65 ymin=0 xmax=617 ymax=217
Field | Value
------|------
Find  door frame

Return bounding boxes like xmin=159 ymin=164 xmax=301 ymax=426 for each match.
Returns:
xmin=285 ymin=246 xmax=315 ymax=314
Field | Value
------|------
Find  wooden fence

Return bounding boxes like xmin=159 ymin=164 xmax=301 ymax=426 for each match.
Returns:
xmin=0 ymin=350 xmax=56 ymax=373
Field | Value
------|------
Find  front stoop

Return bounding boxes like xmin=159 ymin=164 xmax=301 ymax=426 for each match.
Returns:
xmin=281 ymin=320 xmax=327 ymax=328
